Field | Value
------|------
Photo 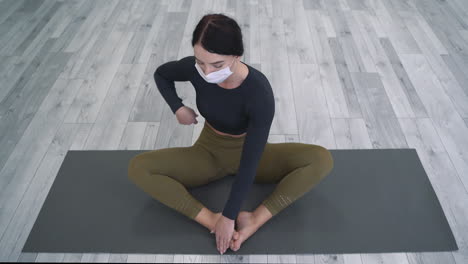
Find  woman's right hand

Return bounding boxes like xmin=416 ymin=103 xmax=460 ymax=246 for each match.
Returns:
xmin=175 ymin=106 xmax=199 ymax=125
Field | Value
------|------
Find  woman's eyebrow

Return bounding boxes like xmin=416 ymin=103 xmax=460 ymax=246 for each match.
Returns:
xmin=194 ymin=56 xmax=224 ymax=64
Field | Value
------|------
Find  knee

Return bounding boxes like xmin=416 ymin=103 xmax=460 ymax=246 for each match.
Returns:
xmin=319 ymin=147 xmax=335 ymax=174
xmin=127 ymin=155 xmax=145 ymax=182
xmin=312 ymin=145 xmax=334 ymax=177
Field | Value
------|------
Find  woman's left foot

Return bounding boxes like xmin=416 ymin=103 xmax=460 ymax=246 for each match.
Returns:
xmin=230 ymin=211 xmax=260 ymax=251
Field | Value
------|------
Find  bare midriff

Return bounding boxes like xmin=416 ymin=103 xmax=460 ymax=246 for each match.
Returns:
xmin=205 ymin=121 xmax=246 ymax=138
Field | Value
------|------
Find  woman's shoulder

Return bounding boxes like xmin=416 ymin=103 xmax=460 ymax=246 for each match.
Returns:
xmin=242 ymin=63 xmax=267 ymax=83
xmin=245 ymin=65 xmax=273 ymax=95
xmin=155 ymin=55 xmax=196 ymax=81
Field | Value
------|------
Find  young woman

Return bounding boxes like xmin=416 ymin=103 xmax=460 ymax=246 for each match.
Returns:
xmin=128 ymin=13 xmax=334 ymax=255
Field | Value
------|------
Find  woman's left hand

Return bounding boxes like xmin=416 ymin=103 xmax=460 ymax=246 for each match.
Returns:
xmin=211 ymin=215 xmax=235 ymax=254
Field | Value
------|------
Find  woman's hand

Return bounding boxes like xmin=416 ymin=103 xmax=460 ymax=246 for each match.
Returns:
xmin=211 ymin=215 xmax=235 ymax=254
xmin=175 ymin=106 xmax=199 ymax=125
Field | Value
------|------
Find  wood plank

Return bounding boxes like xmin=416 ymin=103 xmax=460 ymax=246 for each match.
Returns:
xmin=323 ymin=0 xmax=364 ymax=73
xmin=0 ymin=1 xmax=84 ymax=105
xmin=280 ymin=0 xmax=316 ymax=64
xmin=59 ymin=0 xmax=126 ymax=79
xmin=0 ymin=38 xmax=68 ymax=175
xmin=62 ymin=0 xmax=112 ymax=53
xmin=349 ymin=71 xmax=407 ymax=148
xmin=352 ymin=10 xmax=416 ymax=118
xmin=308 ymin=10 xmax=351 ymax=119
xmin=413 ymin=0 xmax=468 ymax=57
xmin=62 ymin=29 xmax=134 ymax=123
xmin=0 ymin=3 xmax=33 ymax=50
xmin=441 ymin=52 xmax=468 ymax=103
xmin=12 ymin=1 xmax=63 ymax=56
xmin=342 ymin=10 xmax=377 ymax=72
xmin=49 ymin=0 xmax=97 ymax=52
xmin=0 ymin=0 xmax=466 ymax=262
xmin=373 ymin=0 xmax=421 ymax=54
xmin=399 ymin=118 xmax=467 ymax=264
xmin=0 ymin=0 xmax=24 ymax=25
xmin=399 ymin=53 xmax=468 ymax=202
xmin=398 ymin=10 xmax=468 ymax=117
xmin=261 ymin=8 xmax=298 ymax=135
xmin=0 ymin=78 xmax=82 ymax=261
xmin=121 ymin=0 xmax=160 ymax=64
xmin=329 ymin=37 xmax=364 ymax=118
xmin=0 ymin=0 xmax=56 ymax=55
xmin=17 ymin=0 xmax=45 ymax=13
xmin=378 ymin=37 xmax=429 ymax=118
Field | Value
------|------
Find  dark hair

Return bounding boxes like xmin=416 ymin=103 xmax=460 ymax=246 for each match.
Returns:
xmin=192 ymin=13 xmax=244 ymax=57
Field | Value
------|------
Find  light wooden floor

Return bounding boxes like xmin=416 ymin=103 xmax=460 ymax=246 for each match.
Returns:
xmin=1 ymin=0 xmax=468 ymax=262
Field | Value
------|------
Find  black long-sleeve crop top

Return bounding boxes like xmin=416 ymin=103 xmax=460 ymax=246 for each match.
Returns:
xmin=154 ymin=55 xmax=275 ymax=220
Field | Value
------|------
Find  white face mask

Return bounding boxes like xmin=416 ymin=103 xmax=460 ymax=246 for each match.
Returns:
xmin=194 ymin=58 xmax=236 ymax=84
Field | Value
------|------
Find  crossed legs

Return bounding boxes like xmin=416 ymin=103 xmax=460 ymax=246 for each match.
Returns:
xmin=128 ymin=141 xmax=334 ymax=251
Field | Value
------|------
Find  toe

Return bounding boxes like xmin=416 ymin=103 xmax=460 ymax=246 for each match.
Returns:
xmin=234 ymin=238 xmax=241 ymax=249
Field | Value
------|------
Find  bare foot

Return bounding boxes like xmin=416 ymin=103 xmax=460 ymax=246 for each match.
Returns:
xmin=229 ymin=211 xmax=259 ymax=251
xmin=210 ymin=212 xmax=241 ymax=254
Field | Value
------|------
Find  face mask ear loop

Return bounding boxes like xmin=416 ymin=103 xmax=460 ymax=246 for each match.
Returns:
xmin=228 ymin=58 xmax=238 ymax=76
xmin=232 ymin=58 xmax=238 ymax=71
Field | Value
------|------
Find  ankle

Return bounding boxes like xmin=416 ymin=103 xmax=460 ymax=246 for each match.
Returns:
xmin=252 ymin=204 xmax=273 ymax=226
xmin=194 ymin=207 xmax=216 ymax=230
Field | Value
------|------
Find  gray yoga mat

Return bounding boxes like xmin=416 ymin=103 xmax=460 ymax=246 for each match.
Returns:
xmin=22 ymin=149 xmax=458 ymax=254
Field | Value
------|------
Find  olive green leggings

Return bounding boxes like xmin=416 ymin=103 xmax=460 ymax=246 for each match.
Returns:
xmin=128 ymin=121 xmax=334 ymax=220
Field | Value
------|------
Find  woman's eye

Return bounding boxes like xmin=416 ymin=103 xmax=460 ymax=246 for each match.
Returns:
xmin=197 ymin=62 xmax=222 ymax=69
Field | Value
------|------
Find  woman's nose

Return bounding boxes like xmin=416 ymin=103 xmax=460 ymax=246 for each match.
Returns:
xmin=203 ymin=66 xmax=218 ymax=75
